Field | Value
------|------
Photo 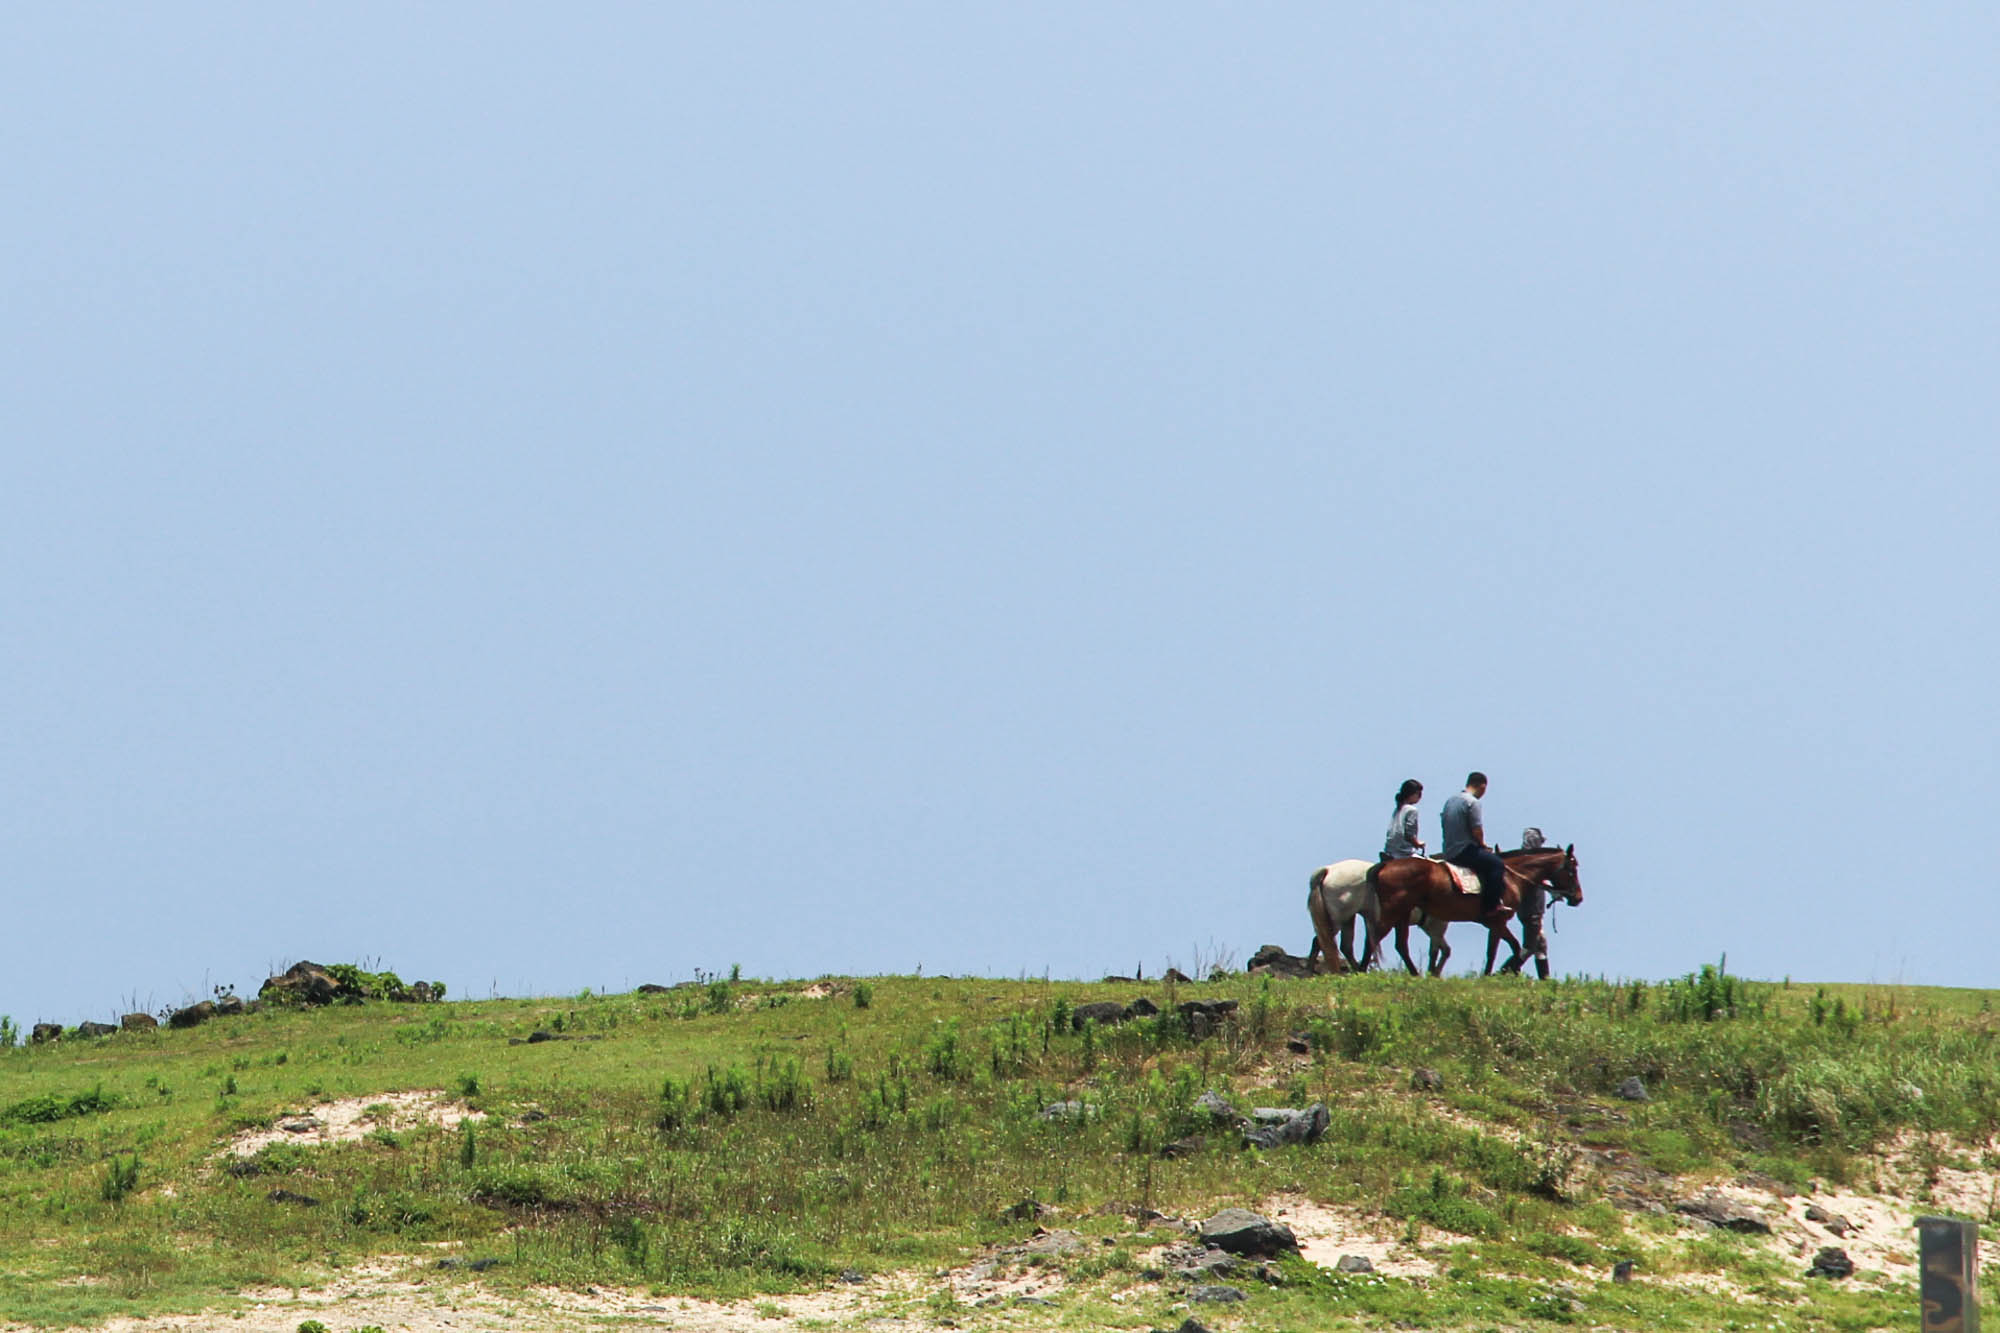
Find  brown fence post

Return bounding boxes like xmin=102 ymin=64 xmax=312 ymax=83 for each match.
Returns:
xmin=1918 ymin=1215 xmax=1980 ymax=1333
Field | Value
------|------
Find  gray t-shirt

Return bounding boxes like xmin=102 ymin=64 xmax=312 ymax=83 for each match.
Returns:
xmin=1440 ymin=791 xmax=1482 ymax=859
xmin=1383 ymin=804 xmax=1422 ymax=859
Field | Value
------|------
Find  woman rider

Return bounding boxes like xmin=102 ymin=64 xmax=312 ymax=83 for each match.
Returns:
xmin=1383 ymin=779 xmax=1425 ymax=861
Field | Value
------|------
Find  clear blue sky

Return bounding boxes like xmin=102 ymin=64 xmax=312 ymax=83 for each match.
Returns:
xmin=5 ymin=5 xmax=1995 ymax=1025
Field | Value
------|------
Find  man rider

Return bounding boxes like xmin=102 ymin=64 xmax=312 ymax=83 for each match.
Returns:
xmin=1440 ymin=772 xmax=1508 ymax=918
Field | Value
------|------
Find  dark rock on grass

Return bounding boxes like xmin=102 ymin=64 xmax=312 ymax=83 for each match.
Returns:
xmin=74 ymin=1021 xmax=118 ymax=1039
xmin=1805 ymin=1204 xmax=1856 ymax=1237
xmin=169 ymin=1001 xmax=216 ymax=1030
xmin=1039 ymin=1100 xmax=1097 ymax=1122
xmin=1674 ymin=1191 xmax=1772 ymax=1234
xmin=1171 ymin=1248 xmax=1240 ymax=1279
xmin=1071 ymin=1001 xmax=1130 ymax=1029
xmin=1151 ymin=1321 xmax=1213 ymax=1333
xmin=30 ymin=1023 xmax=63 ymax=1044
xmin=837 ymin=1268 xmax=865 ymax=1284
xmin=278 ymin=1116 xmax=324 ymax=1134
xmin=1176 ymin=999 xmax=1239 ymax=1040
xmin=1160 ymin=1135 xmax=1207 ymax=1159
xmin=1335 ymin=1254 xmax=1375 ymax=1274
xmin=1195 ymin=1090 xmax=1240 ymax=1124
xmin=266 ymin=1189 xmax=320 ymax=1207
xmin=1615 ymin=1076 xmax=1649 ymax=1102
xmin=1199 ymin=1208 xmax=1299 ymax=1257
xmin=436 ymin=1257 xmax=502 ymax=1272
xmin=1285 ymin=1032 xmax=1312 ymax=1054
xmin=260 ymin=960 xmax=342 ymax=1007
xmin=1009 ymin=1229 xmax=1087 ymax=1258
xmin=1411 ymin=1067 xmax=1445 ymax=1092
xmin=120 ymin=1012 xmax=158 ymax=1031
xmin=1191 ymin=1284 xmax=1246 ymax=1304
xmin=1247 ymin=944 xmax=1316 ymax=979
xmin=1611 ymin=1259 xmax=1635 ymax=1283
xmin=1101 ymin=975 xmax=1137 ymax=984
xmin=1128 ymin=996 xmax=1160 ymax=1018
xmin=518 ymin=1109 xmax=550 ymax=1124
xmin=1162 ymin=967 xmax=1195 ymax=985
xmin=1001 ymin=1198 xmax=1052 ymax=1222
xmin=1242 ymin=1103 xmax=1329 ymax=1149
xmin=1806 ymin=1247 xmax=1854 ymax=1279
xmin=215 ymin=995 xmax=246 ymax=1017
xmin=636 ymin=983 xmax=670 ymax=994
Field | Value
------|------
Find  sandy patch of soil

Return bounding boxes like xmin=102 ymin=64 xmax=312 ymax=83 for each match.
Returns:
xmin=225 ymin=1090 xmax=485 ymax=1157
xmin=6 ymin=1260 xmax=910 ymax=1333
xmin=1260 ymin=1194 xmax=1439 ymax=1278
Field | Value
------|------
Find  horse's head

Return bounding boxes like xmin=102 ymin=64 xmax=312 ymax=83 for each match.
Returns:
xmin=1550 ymin=844 xmax=1583 ymax=907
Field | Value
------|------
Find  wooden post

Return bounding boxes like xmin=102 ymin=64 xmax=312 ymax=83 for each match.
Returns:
xmin=1918 ymin=1216 xmax=1980 ymax=1333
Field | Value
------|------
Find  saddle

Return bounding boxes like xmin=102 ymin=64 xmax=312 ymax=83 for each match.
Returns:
xmin=1425 ymin=857 xmax=1482 ymax=897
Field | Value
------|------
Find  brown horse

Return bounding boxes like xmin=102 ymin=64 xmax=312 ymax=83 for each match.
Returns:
xmin=1365 ymin=846 xmax=1582 ymax=975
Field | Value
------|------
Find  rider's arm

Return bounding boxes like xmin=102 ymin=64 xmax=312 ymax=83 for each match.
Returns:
xmin=1470 ymin=820 xmax=1485 ymax=850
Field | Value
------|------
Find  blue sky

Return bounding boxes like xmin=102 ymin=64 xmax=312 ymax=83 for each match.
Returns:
xmin=5 ymin=5 xmax=1996 ymax=1025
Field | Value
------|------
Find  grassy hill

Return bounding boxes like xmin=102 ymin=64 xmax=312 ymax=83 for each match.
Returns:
xmin=1 ymin=963 xmax=1995 ymax=1331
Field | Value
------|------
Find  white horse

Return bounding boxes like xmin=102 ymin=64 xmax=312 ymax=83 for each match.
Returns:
xmin=1306 ymin=860 xmax=1378 ymax=973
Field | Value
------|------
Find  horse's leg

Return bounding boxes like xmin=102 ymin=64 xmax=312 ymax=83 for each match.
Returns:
xmin=1339 ymin=917 xmax=1359 ymax=970
xmin=1495 ymin=922 xmax=1526 ymax=975
xmin=1427 ymin=923 xmax=1451 ymax=977
xmin=1484 ymin=928 xmax=1504 ymax=976
xmin=1305 ymin=886 xmax=1345 ymax=977
xmin=1394 ymin=923 xmax=1420 ymax=976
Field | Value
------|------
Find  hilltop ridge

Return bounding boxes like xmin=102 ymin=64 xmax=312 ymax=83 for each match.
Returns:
xmin=1 ymin=964 xmax=1995 ymax=1331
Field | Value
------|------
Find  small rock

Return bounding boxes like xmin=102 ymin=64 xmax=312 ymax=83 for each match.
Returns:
xmin=1674 ymin=1191 xmax=1771 ymax=1234
xmin=1242 ymin=1103 xmax=1330 ymax=1149
xmin=1410 ymin=1067 xmax=1444 ymax=1092
xmin=1001 ymin=1198 xmax=1050 ymax=1222
xmin=1072 ymin=1001 xmax=1130 ymax=1029
xmin=1162 ymin=968 xmax=1194 ymax=985
xmin=1199 ymin=1208 xmax=1300 ymax=1257
xmin=215 ymin=995 xmax=246 ymax=1017
xmin=120 ymin=1013 xmax=158 ymax=1032
xmin=279 ymin=1116 xmax=323 ymax=1134
xmin=1101 ymin=975 xmax=1136 ymax=984
xmin=1805 ymin=1204 xmax=1855 ymax=1237
xmin=636 ymin=983 xmax=669 ymax=994
xmin=29 ymin=1023 xmax=63 ymax=1045
xmin=1128 ymin=996 xmax=1160 ymax=1018
xmin=837 ymin=1268 xmax=865 ymax=1284
xmin=1335 ymin=1254 xmax=1374 ymax=1273
xmin=519 ymin=1109 xmax=550 ymax=1124
xmin=266 ymin=1189 xmax=319 ymax=1206
xmin=1191 ymin=1284 xmax=1246 ymax=1304
xmin=1039 ymin=1100 xmax=1097 ymax=1122
xmin=259 ymin=960 xmax=342 ymax=1007
xmin=1615 ymin=1076 xmax=1649 ymax=1102
xmin=1246 ymin=944 xmax=1316 ymax=979
xmin=1806 ymin=1247 xmax=1854 ymax=1280
xmin=169 ymin=1001 xmax=217 ymax=1030
xmin=525 ymin=1030 xmax=561 ymax=1043
xmin=74 ymin=1021 xmax=118 ymax=1039
xmin=1160 ymin=1135 xmax=1207 ymax=1159
xmin=1286 ymin=1033 xmax=1312 ymax=1054
xmin=1611 ymin=1259 xmax=1635 ymax=1283
xmin=1195 ymin=1090 xmax=1239 ymax=1124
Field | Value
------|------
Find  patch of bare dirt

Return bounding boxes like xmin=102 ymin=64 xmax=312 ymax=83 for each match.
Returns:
xmin=3 ymin=1260 xmax=916 ymax=1333
xmin=1260 ymin=1194 xmax=1439 ymax=1279
xmin=225 ymin=1091 xmax=485 ymax=1158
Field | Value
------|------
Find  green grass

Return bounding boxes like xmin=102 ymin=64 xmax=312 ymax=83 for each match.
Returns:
xmin=0 ymin=965 xmax=1994 ymax=1328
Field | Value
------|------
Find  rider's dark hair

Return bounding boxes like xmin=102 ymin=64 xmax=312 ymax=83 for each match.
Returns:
xmin=1466 ymin=771 xmax=1487 ymax=787
xmin=1394 ymin=779 xmax=1422 ymax=808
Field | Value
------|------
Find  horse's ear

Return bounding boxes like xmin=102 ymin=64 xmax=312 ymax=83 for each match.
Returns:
xmin=1565 ymin=843 xmax=1575 ymax=859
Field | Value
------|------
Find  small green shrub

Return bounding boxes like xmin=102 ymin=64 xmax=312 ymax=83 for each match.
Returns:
xmin=852 ymin=982 xmax=874 ymax=1010
xmin=101 ymin=1154 xmax=141 ymax=1204
xmin=453 ymin=1072 xmax=481 ymax=1099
